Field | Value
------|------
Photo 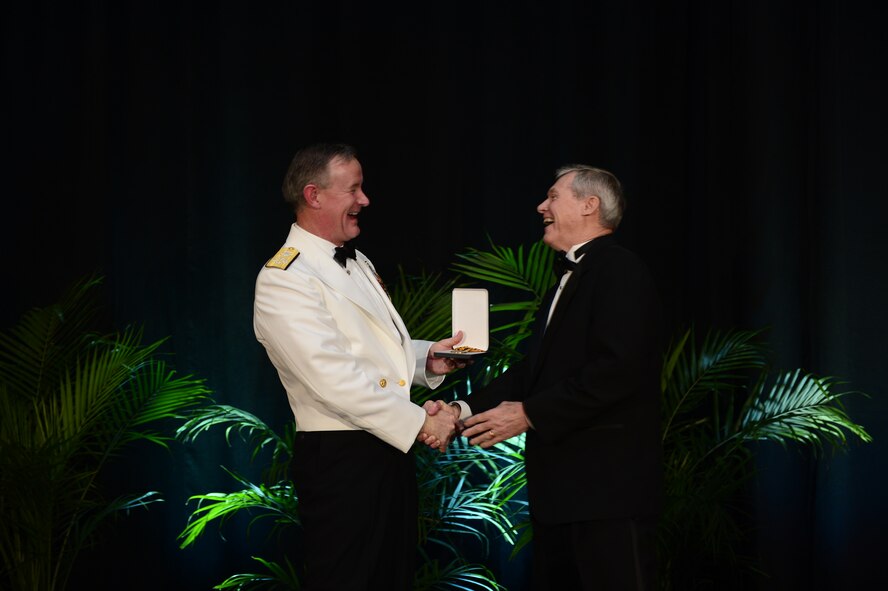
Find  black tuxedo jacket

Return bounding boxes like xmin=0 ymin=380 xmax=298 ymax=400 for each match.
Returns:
xmin=467 ymin=234 xmax=663 ymax=524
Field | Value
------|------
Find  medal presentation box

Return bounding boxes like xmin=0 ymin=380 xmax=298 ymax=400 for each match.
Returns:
xmin=433 ymin=288 xmax=489 ymax=359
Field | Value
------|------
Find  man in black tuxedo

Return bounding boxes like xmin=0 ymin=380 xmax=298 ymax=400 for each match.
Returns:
xmin=434 ymin=164 xmax=663 ymax=590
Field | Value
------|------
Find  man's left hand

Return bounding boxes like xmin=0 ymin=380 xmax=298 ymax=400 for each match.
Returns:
xmin=426 ymin=331 xmax=470 ymax=374
xmin=461 ymin=401 xmax=530 ymax=448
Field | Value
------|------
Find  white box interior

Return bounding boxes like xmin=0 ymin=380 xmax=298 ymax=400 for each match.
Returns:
xmin=452 ymin=288 xmax=489 ymax=351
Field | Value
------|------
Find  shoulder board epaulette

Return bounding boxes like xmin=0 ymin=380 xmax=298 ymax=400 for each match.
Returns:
xmin=265 ymin=247 xmax=300 ymax=270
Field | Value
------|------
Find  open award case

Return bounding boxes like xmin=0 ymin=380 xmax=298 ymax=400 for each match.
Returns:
xmin=433 ymin=288 xmax=489 ymax=359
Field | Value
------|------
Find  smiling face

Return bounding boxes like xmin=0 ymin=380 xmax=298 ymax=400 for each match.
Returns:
xmin=537 ymin=171 xmax=596 ymax=252
xmin=312 ymin=156 xmax=370 ymax=246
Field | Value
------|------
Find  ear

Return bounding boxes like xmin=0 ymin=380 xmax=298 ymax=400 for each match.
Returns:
xmin=582 ymin=195 xmax=600 ymax=216
xmin=303 ymin=184 xmax=321 ymax=209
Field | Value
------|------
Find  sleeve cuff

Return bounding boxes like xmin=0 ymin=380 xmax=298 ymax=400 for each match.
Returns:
xmin=451 ymin=400 xmax=472 ymax=420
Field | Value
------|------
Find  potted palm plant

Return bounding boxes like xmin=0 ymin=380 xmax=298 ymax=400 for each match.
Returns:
xmin=657 ymin=328 xmax=871 ymax=588
xmin=0 ymin=276 xmax=211 ymax=591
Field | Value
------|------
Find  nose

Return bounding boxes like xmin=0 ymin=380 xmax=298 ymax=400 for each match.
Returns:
xmin=358 ymin=189 xmax=370 ymax=206
xmin=537 ymin=198 xmax=548 ymax=214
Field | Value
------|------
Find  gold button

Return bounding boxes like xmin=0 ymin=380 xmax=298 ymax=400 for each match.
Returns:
xmin=379 ymin=378 xmax=387 ymax=388
xmin=398 ymin=379 xmax=406 ymax=387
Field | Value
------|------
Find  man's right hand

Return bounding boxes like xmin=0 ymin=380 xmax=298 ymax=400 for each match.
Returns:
xmin=417 ymin=400 xmax=460 ymax=452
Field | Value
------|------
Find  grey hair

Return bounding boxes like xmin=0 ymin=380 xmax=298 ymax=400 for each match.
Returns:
xmin=555 ymin=164 xmax=625 ymax=229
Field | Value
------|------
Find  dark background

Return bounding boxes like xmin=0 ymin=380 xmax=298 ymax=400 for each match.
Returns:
xmin=2 ymin=0 xmax=886 ymax=589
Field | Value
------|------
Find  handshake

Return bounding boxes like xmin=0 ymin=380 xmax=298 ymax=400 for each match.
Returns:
xmin=417 ymin=399 xmax=532 ymax=452
xmin=416 ymin=400 xmax=462 ymax=452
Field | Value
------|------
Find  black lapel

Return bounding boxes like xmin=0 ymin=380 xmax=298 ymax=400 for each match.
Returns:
xmin=525 ymin=286 xmax=556 ymax=376
xmin=531 ymin=234 xmax=616 ymax=381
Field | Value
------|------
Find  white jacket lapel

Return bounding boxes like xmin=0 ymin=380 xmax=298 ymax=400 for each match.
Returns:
xmin=286 ymin=226 xmax=401 ymax=345
xmin=355 ymin=256 xmax=409 ymax=344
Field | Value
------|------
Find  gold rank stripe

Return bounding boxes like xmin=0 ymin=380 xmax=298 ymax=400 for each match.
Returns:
xmin=266 ymin=247 xmax=299 ymax=269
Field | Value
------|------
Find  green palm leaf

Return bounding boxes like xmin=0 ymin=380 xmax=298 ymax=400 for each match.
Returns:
xmin=0 ymin=275 xmax=103 ymax=403
xmin=740 ymin=370 xmax=871 ymax=449
xmin=69 ymin=491 xmax=163 ymax=551
xmin=390 ymin=268 xmax=461 ymax=342
xmin=417 ymin=438 xmax=524 ymax=557
xmin=178 ymin=404 xmax=290 ymax=459
xmin=413 ymin=558 xmax=505 ymax=591
xmin=177 ymin=404 xmax=294 ymax=484
xmin=211 ymin=555 xmax=301 ymax=590
xmin=451 ymin=238 xmax=555 ymax=299
xmin=662 ymin=328 xmax=769 ymax=443
xmin=178 ymin=471 xmax=300 ymax=550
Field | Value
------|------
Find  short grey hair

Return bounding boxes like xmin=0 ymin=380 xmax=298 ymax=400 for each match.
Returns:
xmin=555 ymin=164 xmax=625 ymax=229
xmin=282 ymin=143 xmax=358 ymax=212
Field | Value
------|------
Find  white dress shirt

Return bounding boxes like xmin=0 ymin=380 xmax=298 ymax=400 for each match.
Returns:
xmin=546 ymin=240 xmax=592 ymax=328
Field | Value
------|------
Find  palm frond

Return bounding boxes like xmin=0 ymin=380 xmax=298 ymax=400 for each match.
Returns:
xmin=178 ymin=470 xmax=299 ymax=549
xmin=451 ymin=238 xmax=555 ymax=299
xmin=95 ymin=358 xmax=211 ymax=452
xmin=178 ymin=404 xmax=288 ymax=458
xmin=662 ymin=328 xmax=769 ymax=443
xmin=119 ymin=360 xmax=211 ymax=426
xmin=480 ymin=438 xmax=528 ymax=506
xmin=40 ymin=327 xmax=160 ymax=450
xmin=0 ymin=275 xmax=104 ymax=403
xmin=739 ymin=370 xmax=872 ymax=449
xmin=417 ymin=438 xmax=525 ymax=556
xmin=660 ymin=329 xmax=691 ymax=395
xmin=70 ymin=491 xmax=163 ymax=552
xmin=507 ymin=520 xmax=533 ymax=559
xmin=177 ymin=404 xmax=295 ymax=483
xmin=390 ymin=268 xmax=461 ymax=341
xmin=211 ymin=555 xmax=301 ymax=591
xmin=414 ymin=557 xmax=505 ymax=591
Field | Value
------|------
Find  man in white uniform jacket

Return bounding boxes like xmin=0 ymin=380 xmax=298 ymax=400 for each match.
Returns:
xmin=254 ymin=143 xmax=463 ymax=590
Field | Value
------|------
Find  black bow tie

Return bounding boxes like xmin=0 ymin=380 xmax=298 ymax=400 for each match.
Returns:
xmin=553 ymin=252 xmax=576 ymax=278
xmin=334 ymin=243 xmax=356 ymax=268
xmin=553 ymin=239 xmax=599 ymax=278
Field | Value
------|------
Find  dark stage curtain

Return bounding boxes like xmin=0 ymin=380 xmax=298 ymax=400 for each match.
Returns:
xmin=2 ymin=1 xmax=886 ymax=589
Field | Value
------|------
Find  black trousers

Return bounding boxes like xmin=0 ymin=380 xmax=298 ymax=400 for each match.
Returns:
xmin=291 ymin=430 xmax=418 ymax=591
xmin=531 ymin=515 xmax=659 ymax=591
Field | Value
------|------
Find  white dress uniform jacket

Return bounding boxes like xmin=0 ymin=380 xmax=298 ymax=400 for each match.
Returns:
xmin=254 ymin=223 xmax=443 ymax=453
